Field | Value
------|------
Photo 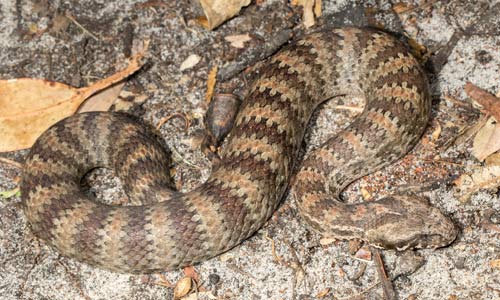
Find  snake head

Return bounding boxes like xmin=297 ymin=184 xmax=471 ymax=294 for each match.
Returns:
xmin=364 ymin=195 xmax=458 ymax=250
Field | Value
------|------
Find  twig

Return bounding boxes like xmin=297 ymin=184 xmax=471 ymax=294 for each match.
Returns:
xmin=264 ymin=231 xmax=283 ymax=264
xmin=156 ymin=112 xmax=190 ymax=131
xmin=57 ymin=260 xmax=91 ymax=300
xmin=371 ymin=248 xmax=397 ymax=300
xmin=332 ymin=105 xmax=364 ymax=113
xmin=65 ymin=12 xmax=101 ymax=41
xmin=0 ymin=157 xmax=23 ymax=169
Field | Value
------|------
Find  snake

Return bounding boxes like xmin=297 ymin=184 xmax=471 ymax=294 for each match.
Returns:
xmin=21 ymin=27 xmax=458 ymax=274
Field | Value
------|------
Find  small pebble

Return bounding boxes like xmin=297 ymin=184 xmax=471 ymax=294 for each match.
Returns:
xmin=208 ymin=273 xmax=220 ymax=285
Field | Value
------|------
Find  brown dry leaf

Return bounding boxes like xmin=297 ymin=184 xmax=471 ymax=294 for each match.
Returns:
xmin=472 ymin=116 xmax=500 ymax=161
xmin=292 ymin=0 xmax=320 ymax=28
xmin=205 ymin=65 xmax=218 ymax=103
xmin=224 ymin=33 xmax=252 ymax=48
xmin=354 ymin=246 xmax=372 ymax=261
xmin=77 ymin=82 xmax=125 ymax=113
xmin=464 ymin=83 xmax=500 ymax=161
xmin=392 ymin=2 xmax=414 ymax=14
xmin=199 ymin=0 xmax=251 ymax=30
xmin=485 ymin=152 xmax=500 ymax=166
xmin=174 ymin=277 xmax=192 ymax=299
xmin=454 ymin=164 xmax=500 ymax=203
xmin=183 ymin=266 xmax=200 ymax=283
xmin=0 ymin=53 xmax=144 ymax=152
xmin=465 ymin=82 xmax=500 ymax=120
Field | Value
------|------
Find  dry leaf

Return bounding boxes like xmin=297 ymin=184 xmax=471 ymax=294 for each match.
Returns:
xmin=180 ymin=54 xmax=201 ymax=71
xmin=174 ymin=277 xmax=192 ymax=299
xmin=78 ymin=82 xmax=125 ymax=113
xmin=392 ymin=2 xmax=414 ymax=14
xmin=0 ymin=53 xmax=144 ymax=152
xmin=199 ymin=0 xmax=251 ymax=30
xmin=319 ymin=237 xmax=336 ymax=246
xmin=314 ymin=0 xmax=322 ymax=17
xmin=485 ymin=153 xmax=500 ymax=166
xmin=293 ymin=0 xmax=315 ymax=28
xmin=224 ymin=34 xmax=251 ymax=48
xmin=205 ymin=65 xmax=218 ymax=103
xmin=465 ymin=82 xmax=500 ymax=120
xmin=354 ymin=246 xmax=372 ymax=261
xmin=183 ymin=266 xmax=200 ymax=283
xmin=291 ymin=0 xmax=322 ymax=28
xmin=454 ymin=165 xmax=500 ymax=202
xmin=472 ymin=117 xmax=500 ymax=161
xmin=316 ymin=288 xmax=330 ymax=298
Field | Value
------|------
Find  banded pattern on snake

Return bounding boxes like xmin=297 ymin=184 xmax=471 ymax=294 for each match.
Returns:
xmin=21 ymin=27 xmax=457 ymax=273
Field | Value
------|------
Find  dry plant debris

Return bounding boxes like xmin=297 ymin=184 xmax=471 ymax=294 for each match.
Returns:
xmin=453 ymin=83 xmax=500 ymax=202
xmin=205 ymin=65 xmax=218 ymax=103
xmin=198 ymin=0 xmax=251 ymax=30
xmin=454 ymin=153 xmax=500 ymax=203
xmin=224 ymin=34 xmax=252 ymax=49
xmin=291 ymin=0 xmax=322 ymax=28
xmin=0 ymin=53 xmax=145 ymax=152
xmin=180 ymin=54 xmax=201 ymax=71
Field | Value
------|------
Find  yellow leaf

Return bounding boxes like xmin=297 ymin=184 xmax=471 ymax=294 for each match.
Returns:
xmin=0 ymin=53 xmax=144 ymax=152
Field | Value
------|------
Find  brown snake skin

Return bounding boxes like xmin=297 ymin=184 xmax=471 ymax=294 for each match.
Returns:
xmin=21 ymin=27 xmax=457 ymax=273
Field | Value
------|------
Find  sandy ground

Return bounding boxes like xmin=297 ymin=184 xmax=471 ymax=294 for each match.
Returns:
xmin=1 ymin=0 xmax=499 ymax=299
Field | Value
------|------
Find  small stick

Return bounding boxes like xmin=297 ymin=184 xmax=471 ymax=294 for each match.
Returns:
xmin=0 ymin=157 xmax=23 ymax=169
xmin=371 ymin=248 xmax=397 ymax=300
xmin=65 ymin=12 xmax=101 ymax=41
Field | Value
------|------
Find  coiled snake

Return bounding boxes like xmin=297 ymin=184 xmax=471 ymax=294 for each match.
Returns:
xmin=21 ymin=27 xmax=457 ymax=273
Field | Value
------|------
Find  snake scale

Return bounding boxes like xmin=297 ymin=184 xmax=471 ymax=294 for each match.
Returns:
xmin=21 ymin=27 xmax=457 ymax=273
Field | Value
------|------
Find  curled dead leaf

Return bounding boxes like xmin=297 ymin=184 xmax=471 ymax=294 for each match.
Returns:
xmin=454 ymin=165 xmax=500 ymax=203
xmin=174 ymin=277 xmax=192 ymax=299
xmin=0 ymin=53 xmax=144 ymax=152
xmin=199 ymin=0 xmax=251 ymax=30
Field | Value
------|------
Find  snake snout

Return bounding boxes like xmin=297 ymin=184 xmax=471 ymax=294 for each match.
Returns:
xmin=365 ymin=195 xmax=458 ymax=250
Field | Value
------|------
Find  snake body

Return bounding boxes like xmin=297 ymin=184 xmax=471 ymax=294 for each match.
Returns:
xmin=21 ymin=27 xmax=457 ymax=273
